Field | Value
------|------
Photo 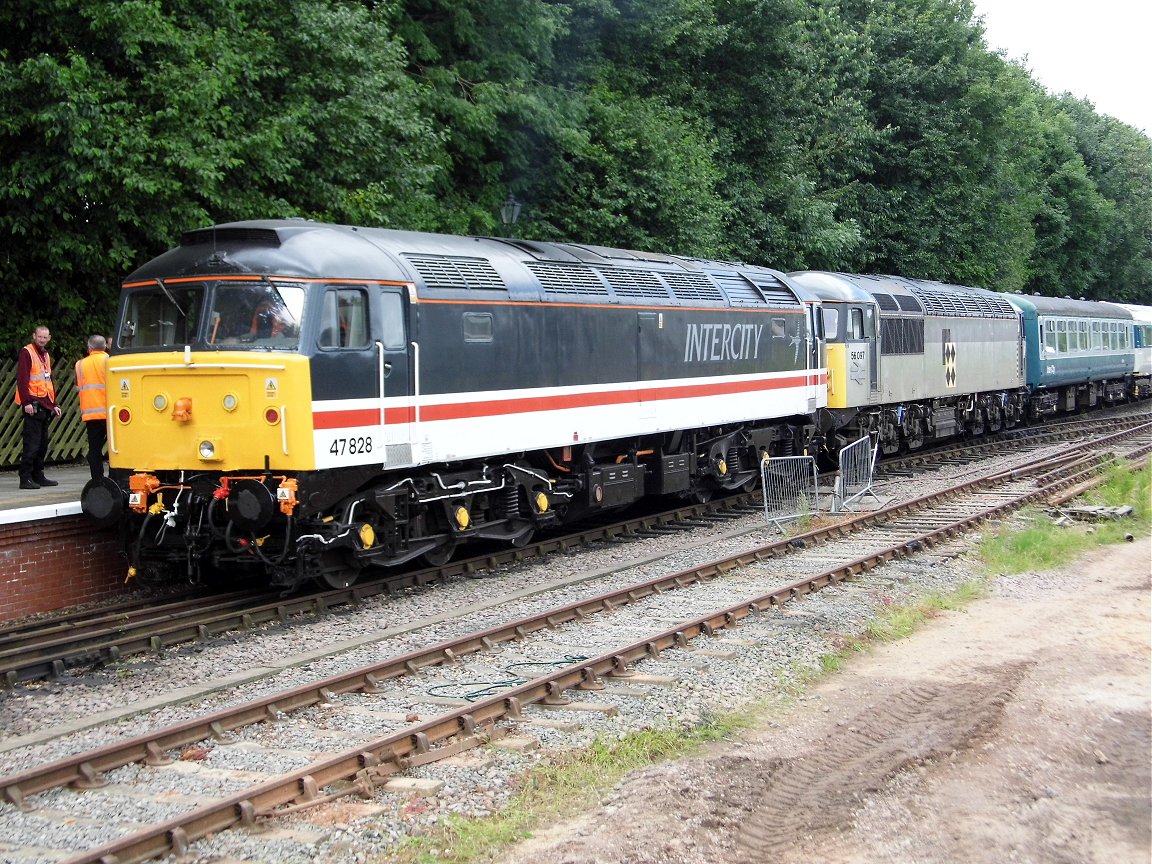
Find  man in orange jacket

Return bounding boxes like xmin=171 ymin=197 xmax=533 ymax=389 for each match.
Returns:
xmin=75 ymin=334 xmax=109 ymax=482
xmin=14 ymin=325 xmax=62 ymax=489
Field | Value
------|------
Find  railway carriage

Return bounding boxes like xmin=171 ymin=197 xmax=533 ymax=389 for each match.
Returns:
xmin=1110 ymin=303 xmax=1152 ymax=399
xmin=789 ymin=272 xmax=1026 ymax=455
xmin=1000 ymin=294 xmax=1135 ymax=415
xmin=83 ymin=220 xmax=827 ymax=589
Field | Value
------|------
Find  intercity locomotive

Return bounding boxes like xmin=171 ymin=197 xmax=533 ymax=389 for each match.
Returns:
xmin=82 ymin=220 xmax=827 ymax=589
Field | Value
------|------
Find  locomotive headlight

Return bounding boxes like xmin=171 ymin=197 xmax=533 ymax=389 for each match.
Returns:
xmin=198 ymin=439 xmax=220 ymax=460
xmin=152 ymin=393 xmax=169 ymax=412
xmin=222 ymin=393 xmax=239 ymax=412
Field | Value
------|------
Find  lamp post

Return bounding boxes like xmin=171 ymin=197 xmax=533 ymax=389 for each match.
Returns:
xmin=499 ymin=194 xmax=522 ymax=235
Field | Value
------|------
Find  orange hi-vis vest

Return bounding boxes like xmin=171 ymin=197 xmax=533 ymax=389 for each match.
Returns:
xmin=75 ymin=350 xmax=108 ymax=421
xmin=13 ymin=344 xmax=54 ymax=405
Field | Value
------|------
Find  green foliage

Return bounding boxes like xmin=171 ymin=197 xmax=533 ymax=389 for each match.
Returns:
xmin=1 ymin=0 xmax=1149 ymax=351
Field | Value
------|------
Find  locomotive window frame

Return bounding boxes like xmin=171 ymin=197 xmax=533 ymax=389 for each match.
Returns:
xmin=380 ymin=292 xmax=406 ymax=350
xmin=463 ymin=312 xmax=494 ymax=343
xmin=848 ymin=308 xmax=865 ymax=340
xmin=318 ymin=286 xmax=370 ymax=350
xmin=821 ymin=306 xmax=840 ymax=340
xmin=120 ymin=283 xmax=204 ymax=349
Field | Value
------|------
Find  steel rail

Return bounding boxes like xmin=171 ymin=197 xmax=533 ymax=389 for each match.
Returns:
xmin=53 ymin=434 xmax=1151 ymax=864
xmin=5 ymin=422 xmax=1146 ymax=814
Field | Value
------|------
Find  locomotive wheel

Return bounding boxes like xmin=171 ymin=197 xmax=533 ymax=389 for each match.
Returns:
xmin=322 ymin=569 xmax=359 ymax=590
xmin=422 ymin=541 xmax=457 ymax=567
xmin=509 ymin=529 xmax=535 ymax=548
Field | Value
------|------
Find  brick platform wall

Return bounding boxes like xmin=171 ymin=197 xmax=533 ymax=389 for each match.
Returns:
xmin=0 ymin=516 xmax=126 ymax=622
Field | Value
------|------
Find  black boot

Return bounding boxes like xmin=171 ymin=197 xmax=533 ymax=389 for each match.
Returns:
xmin=33 ymin=475 xmax=58 ymax=487
xmin=19 ymin=478 xmax=40 ymax=490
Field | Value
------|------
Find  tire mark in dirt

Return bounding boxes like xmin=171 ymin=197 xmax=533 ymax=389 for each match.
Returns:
xmin=731 ymin=662 xmax=1031 ymax=862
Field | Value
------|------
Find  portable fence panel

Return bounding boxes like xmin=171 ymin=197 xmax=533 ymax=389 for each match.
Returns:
xmin=833 ymin=433 xmax=880 ymax=512
xmin=0 ymin=360 xmax=88 ymax=469
xmin=760 ymin=455 xmax=820 ymax=529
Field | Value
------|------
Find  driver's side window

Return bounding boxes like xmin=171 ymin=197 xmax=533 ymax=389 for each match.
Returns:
xmin=319 ymin=287 xmax=369 ymax=349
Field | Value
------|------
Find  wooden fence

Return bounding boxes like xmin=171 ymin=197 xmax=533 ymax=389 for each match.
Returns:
xmin=0 ymin=358 xmax=89 ymax=469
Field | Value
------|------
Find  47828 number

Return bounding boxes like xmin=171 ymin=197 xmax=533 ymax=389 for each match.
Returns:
xmin=330 ymin=436 xmax=373 ymax=456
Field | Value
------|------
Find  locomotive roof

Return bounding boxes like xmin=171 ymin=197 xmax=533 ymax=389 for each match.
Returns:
xmin=1001 ymin=293 xmax=1134 ymax=320
xmin=789 ymin=271 xmax=1017 ymax=318
xmin=125 ymin=219 xmax=815 ymax=310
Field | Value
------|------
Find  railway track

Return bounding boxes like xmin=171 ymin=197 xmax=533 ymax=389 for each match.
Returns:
xmin=3 ymin=408 xmax=1148 ymax=689
xmin=0 ymin=421 xmax=1147 ymax=863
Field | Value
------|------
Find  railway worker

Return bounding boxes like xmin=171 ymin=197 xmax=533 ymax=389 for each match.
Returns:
xmin=74 ymin=334 xmax=109 ymax=481
xmin=13 ymin=324 xmax=62 ymax=490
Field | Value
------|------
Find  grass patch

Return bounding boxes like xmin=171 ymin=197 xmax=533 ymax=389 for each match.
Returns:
xmin=390 ymin=715 xmax=750 ymax=864
xmin=979 ymin=462 xmax=1151 ymax=574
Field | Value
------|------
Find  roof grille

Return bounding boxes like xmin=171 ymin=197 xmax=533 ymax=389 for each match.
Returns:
xmin=896 ymin=295 xmax=923 ymax=313
xmin=910 ymin=284 xmax=1016 ymax=317
xmin=749 ymin=275 xmax=800 ymax=307
xmin=873 ymin=293 xmax=900 ymax=312
xmin=182 ymin=228 xmax=281 ymax=248
xmin=598 ymin=268 xmax=671 ymax=301
xmin=665 ymin=271 xmax=726 ymax=303
xmin=527 ymin=262 xmax=609 ymax=298
xmin=707 ymin=273 xmax=762 ymax=305
xmin=404 ymin=254 xmax=505 ymax=291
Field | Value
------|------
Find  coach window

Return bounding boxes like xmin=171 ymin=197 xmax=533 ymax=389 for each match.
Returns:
xmin=319 ymin=287 xmax=370 ymax=349
xmin=1092 ymin=321 xmax=1102 ymax=350
xmin=1056 ymin=320 xmax=1067 ymax=353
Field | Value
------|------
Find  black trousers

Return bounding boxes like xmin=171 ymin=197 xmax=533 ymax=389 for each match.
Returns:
xmin=85 ymin=419 xmax=108 ymax=481
xmin=19 ymin=409 xmax=51 ymax=482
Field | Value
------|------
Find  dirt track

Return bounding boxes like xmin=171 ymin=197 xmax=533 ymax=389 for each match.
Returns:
xmin=499 ymin=540 xmax=1152 ymax=864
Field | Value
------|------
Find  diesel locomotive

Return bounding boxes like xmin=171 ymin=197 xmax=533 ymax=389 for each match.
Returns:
xmin=82 ymin=220 xmax=827 ymax=589
xmin=82 ymin=220 xmax=1145 ymax=590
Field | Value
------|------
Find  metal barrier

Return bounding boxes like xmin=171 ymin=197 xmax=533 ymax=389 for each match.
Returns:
xmin=759 ymin=454 xmax=820 ymax=531
xmin=832 ymin=433 xmax=880 ymax=512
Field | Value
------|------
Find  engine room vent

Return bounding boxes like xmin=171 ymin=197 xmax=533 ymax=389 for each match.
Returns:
xmin=896 ymin=295 xmax=923 ymax=313
xmin=748 ymin=275 xmax=800 ymax=307
xmin=873 ymin=293 xmax=900 ymax=312
xmin=527 ymin=262 xmax=610 ymax=298
xmin=664 ymin=271 xmax=726 ymax=304
xmin=182 ymin=227 xmax=282 ymax=248
xmin=910 ymin=284 xmax=1016 ymax=318
xmin=597 ymin=267 xmax=671 ymax=301
xmin=708 ymin=273 xmax=765 ymax=306
xmin=404 ymin=255 xmax=506 ymax=291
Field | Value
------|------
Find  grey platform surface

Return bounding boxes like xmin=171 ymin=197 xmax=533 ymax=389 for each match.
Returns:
xmin=0 ymin=462 xmax=93 ymax=523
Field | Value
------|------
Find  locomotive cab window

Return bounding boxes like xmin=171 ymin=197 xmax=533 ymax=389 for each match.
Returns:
xmin=822 ymin=307 xmax=840 ymax=340
xmin=848 ymin=308 xmax=865 ymax=340
xmin=207 ymin=282 xmax=304 ymax=348
xmin=121 ymin=283 xmax=204 ymax=348
xmin=319 ymin=288 xmax=370 ymax=349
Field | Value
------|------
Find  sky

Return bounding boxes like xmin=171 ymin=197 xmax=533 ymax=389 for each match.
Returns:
xmin=971 ymin=0 xmax=1151 ymax=135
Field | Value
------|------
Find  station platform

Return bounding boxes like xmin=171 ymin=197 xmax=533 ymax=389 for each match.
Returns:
xmin=0 ymin=462 xmax=92 ymax=524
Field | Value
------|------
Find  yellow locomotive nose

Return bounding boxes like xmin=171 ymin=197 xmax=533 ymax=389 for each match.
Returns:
xmin=108 ymin=353 xmax=314 ymax=473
